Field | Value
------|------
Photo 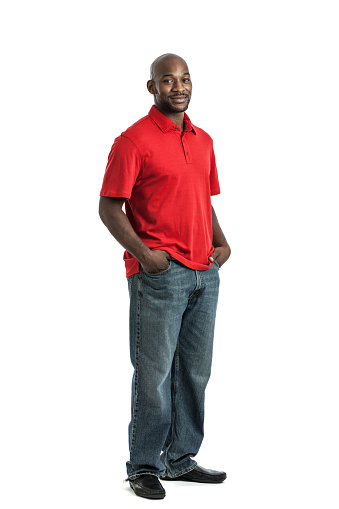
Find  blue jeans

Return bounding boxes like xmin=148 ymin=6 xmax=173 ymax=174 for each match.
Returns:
xmin=126 ymin=259 xmax=220 ymax=480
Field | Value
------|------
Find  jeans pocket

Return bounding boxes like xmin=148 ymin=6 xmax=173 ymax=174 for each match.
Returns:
xmin=213 ymin=259 xmax=220 ymax=269
xmin=142 ymin=260 xmax=172 ymax=276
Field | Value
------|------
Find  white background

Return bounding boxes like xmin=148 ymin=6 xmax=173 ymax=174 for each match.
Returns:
xmin=1 ymin=1 xmax=338 ymax=507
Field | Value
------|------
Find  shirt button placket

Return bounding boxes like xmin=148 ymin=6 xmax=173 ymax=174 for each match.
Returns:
xmin=182 ymin=136 xmax=193 ymax=164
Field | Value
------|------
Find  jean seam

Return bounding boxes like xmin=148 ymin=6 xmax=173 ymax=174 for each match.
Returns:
xmin=163 ymin=340 xmax=180 ymax=470
xmin=164 ymin=461 xmax=198 ymax=478
xmin=127 ymin=471 xmax=164 ymax=481
xmin=129 ymin=277 xmax=142 ymax=457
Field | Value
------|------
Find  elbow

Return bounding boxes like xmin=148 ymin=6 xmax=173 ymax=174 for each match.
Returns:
xmin=99 ymin=196 xmax=125 ymax=229
xmin=99 ymin=197 xmax=107 ymax=224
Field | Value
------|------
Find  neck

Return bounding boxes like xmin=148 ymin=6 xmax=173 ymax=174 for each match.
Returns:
xmin=166 ymin=112 xmax=185 ymax=131
xmin=155 ymin=106 xmax=185 ymax=131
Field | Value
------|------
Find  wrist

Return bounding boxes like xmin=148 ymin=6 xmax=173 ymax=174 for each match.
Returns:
xmin=138 ymin=247 xmax=153 ymax=265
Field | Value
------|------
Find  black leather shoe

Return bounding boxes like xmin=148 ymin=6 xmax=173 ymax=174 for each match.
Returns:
xmin=129 ymin=475 xmax=166 ymax=499
xmin=161 ymin=465 xmax=227 ymax=484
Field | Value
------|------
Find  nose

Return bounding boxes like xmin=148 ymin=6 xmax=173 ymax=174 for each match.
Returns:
xmin=171 ymin=79 xmax=186 ymax=94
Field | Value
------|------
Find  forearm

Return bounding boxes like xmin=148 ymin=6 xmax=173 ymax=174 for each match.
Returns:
xmin=99 ymin=198 xmax=153 ymax=265
xmin=209 ymin=206 xmax=231 ymax=266
xmin=211 ymin=205 xmax=229 ymax=248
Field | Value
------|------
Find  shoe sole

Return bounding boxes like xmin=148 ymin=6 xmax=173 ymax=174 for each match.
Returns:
xmin=161 ymin=473 xmax=226 ymax=484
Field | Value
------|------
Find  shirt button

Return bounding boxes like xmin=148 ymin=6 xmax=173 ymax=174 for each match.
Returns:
xmin=186 ymin=152 xmax=189 ymax=155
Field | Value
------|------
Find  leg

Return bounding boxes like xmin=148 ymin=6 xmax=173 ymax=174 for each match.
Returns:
xmin=161 ymin=262 xmax=220 ymax=476
xmin=126 ymin=261 xmax=191 ymax=479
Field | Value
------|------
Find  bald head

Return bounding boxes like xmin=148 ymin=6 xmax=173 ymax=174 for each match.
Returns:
xmin=147 ymin=53 xmax=192 ymax=119
xmin=150 ymin=53 xmax=189 ymax=80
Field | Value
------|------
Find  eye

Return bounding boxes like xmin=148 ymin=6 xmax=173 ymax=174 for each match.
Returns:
xmin=183 ymin=78 xmax=191 ymax=83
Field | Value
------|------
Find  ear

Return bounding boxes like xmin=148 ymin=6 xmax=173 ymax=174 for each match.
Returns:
xmin=147 ymin=80 xmax=156 ymax=95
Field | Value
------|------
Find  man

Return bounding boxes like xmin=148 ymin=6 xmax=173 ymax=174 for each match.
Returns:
xmin=99 ymin=53 xmax=231 ymax=500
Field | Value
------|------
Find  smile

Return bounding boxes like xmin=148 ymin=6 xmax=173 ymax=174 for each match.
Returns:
xmin=170 ymin=96 xmax=188 ymax=103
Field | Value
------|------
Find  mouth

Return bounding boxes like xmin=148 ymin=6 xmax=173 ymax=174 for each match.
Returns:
xmin=169 ymin=95 xmax=188 ymax=104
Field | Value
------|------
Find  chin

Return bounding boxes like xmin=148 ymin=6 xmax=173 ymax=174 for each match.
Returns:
xmin=156 ymin=98 xmax=190 ymax=114
xmin=171 ymin=106 xmax=188 ymax=113
xmin=169 ymin=102 xmax=190 ymax=113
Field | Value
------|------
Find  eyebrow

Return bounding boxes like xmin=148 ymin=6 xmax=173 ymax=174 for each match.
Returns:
xmin=161 ymin=72 xmax=190 ymax=78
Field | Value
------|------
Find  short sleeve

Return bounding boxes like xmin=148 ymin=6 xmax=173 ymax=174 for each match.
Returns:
xmin=100 ymin=135 xmax=141 ymax=199
xmin=210 ymin=143 xmax=221 ymax=196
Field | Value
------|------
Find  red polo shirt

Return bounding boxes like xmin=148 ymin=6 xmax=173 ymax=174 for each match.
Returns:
xmin=100 ymin=105 xmax=220 ymax=277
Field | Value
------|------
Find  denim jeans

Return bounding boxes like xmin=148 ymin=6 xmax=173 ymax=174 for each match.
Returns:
xmin=126 ymin=258 xmax=220 ymax=480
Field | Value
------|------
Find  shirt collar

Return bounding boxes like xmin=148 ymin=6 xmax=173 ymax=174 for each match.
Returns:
xmin=148 ymin=105 xmax=196 ymax=135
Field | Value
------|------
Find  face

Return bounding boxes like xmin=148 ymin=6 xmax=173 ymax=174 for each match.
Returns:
xmin=147 ymin=57 xmax=192 ymax=114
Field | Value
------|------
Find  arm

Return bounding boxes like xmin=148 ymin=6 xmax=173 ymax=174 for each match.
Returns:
xmin=208 ymin=205 xmax=231 ymax=267
xmin=99 ymin=196 xmax=170 ymax=273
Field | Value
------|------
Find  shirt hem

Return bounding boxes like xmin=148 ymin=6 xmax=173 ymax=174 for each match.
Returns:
xmin=125 ymin=247 xmax=214 ymax=278
xmin=100 ymin=190 xmax=131 ymax=199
